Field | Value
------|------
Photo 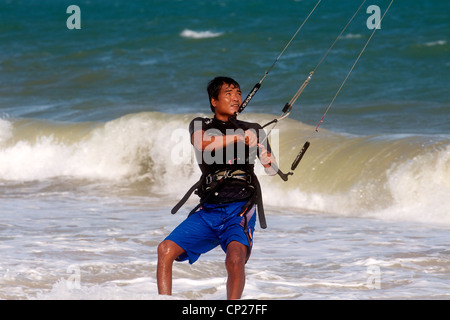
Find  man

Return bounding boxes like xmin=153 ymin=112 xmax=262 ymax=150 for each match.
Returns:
xmin=157 ymin=76 xmax=278 ymax=299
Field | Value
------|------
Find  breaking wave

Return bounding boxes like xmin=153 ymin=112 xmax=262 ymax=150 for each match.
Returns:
xmin=180 ymin=29 xmax=224 ymax=39
xmin=1 ymin=112 xmax=449 ymax=226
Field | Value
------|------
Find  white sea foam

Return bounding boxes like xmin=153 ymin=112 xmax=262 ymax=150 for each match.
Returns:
xmin=342 ymin=33 xmax=363 ymax=39
xmin=180 ymin=29 xmax=224 ymax=39
xmin=0 ymin=118 xmax=12 ymax=145
xmin=1 ymin=175 xmax=448 ymax=300
xmin=424 ymin=40 xmax=446 ymax=47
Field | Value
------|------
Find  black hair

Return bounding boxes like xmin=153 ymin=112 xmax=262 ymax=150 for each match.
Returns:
xmin=207 ymin=76 xmax=240 ymax=113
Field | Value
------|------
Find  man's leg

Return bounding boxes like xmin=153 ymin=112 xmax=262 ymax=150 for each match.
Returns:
xmin=225 ymin=241 xmax=248 ymax=300
xmin=157 ymin=240 xmax=185 ymax=295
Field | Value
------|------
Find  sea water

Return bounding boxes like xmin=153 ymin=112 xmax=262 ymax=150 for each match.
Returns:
xmin=0 ymin=0 xmax=449 ymax=299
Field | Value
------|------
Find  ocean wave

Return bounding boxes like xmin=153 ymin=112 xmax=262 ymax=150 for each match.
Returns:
xmin=423 ymin=40 xmax=447 ymax=47
xmin=0 ymin=118 xmax=13 ymax=144
xmin=342 ymin=33 xmax=363 ymax=39
xmin=1 ymin=112 xmax=449 ymax=226
xmin=180 ymin=29 xmax=224 ymax=39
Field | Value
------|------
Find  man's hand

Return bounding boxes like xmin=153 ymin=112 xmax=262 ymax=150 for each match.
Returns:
xmin=258 ymin=144 xmax=272 ymax=167
xmin=258 ymin=144 xmax=278 ymax=176
xmin=243 ymin=130 xmax=258 ymax=148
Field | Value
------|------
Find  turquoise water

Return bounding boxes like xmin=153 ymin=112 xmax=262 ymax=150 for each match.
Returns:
xmin=0 ymin=0 xmax=448 ymax=133
xmin=0 ymin=0 xmax=449 ymax=300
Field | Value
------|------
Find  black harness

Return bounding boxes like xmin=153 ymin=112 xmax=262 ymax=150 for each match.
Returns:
xmin=171 ymin=168 xmax=267 ymax=229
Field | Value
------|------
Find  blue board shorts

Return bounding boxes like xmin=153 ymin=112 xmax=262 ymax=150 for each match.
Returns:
xmin=165 ymin=201 xmax=256 ymax=264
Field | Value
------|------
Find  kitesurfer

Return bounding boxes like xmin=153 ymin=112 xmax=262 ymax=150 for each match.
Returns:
xmin=157 ymin=76 xmax=278 ymax=300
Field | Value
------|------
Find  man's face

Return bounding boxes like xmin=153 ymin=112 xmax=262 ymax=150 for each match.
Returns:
xmin=211 ymin=83 xmax=242 ymax=121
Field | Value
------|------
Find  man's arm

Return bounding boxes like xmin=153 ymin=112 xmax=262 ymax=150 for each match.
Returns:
xmin=191 ymin=129 xmax=244 ymax=152
xmin=191 ymin=126 xmax=278 ymax=176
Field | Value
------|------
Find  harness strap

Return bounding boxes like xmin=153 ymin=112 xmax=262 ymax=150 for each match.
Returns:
xmin=252 ymin=173 xmax=267 ymax=229
xmin=171 ymin=170 xmax=267 ymax=229
xmin=171 ymin=178 xmax=203 ymax=215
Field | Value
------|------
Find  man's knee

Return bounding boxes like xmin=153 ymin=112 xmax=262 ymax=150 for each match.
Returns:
xmin=158 ymin=240 xmax=183 ymax=261
xmin=225 ymin=242 xmax=247 ymax=270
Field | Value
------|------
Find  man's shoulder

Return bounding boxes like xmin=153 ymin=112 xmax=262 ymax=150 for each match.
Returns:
xmin=189 ymin=116 xmax=213 ymax=133
xmin=190 ymin=116 xmax=212 ymax=124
